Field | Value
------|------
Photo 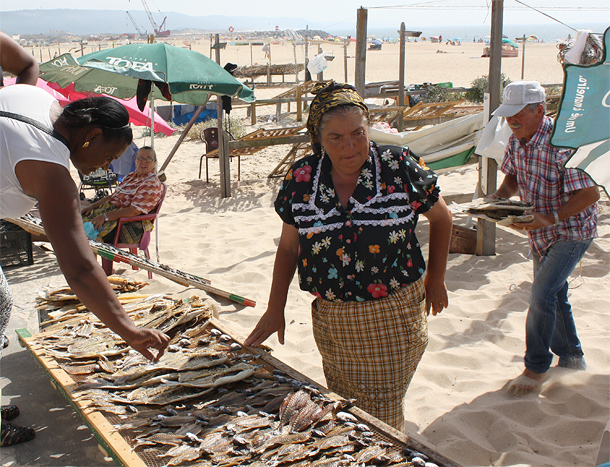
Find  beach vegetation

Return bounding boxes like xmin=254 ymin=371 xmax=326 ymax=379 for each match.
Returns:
xmin=420 ymin=84 xmax=466 ymax=103
xmin=180 ymin=117 xmax=248 ymax=142
xmin=466 ymin=73 xmax=512 ymax=103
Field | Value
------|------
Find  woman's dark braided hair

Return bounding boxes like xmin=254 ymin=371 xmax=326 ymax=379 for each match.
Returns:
xmin=58 ymin=96 xmax=132 ymax=145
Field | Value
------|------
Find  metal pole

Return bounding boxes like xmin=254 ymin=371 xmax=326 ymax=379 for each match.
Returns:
xmin=214 ymin=33 xmax=231 ymax=198
xmin=476 ymin=0 xmax=502 ymax=256
xmin=355 ymin=7 xmax=368 ymax=97
xmin=397 ymin=23 xmax=406 ymax=132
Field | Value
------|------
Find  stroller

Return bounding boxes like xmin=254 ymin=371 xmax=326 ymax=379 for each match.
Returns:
xmin=78 ymin=142 xmax=138 ymax=201
xmin=78 ymin=168 xmax=118 ymax=201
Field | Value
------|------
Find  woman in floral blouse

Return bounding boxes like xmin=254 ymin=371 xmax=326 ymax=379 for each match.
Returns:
xmin=245 ymin=82 xmax=452 ymax=431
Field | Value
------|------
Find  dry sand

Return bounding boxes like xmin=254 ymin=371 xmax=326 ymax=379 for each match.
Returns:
xmin=2 ymin=39 xmax=609 ymax=466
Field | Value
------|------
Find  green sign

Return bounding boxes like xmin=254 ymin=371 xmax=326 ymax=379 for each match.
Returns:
xmin=551 ymin=27 xmax=610 ymax=149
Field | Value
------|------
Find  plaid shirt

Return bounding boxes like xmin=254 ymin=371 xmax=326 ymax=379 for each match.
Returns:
xmin=501 ymin=115 xmax=598 ymax=259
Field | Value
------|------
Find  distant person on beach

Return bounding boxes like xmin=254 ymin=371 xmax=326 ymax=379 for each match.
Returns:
xmin=245 ymin=81 xmax=453 ymax=431
xmin=0 ymin=31 xmax=38 ymax=87
xmin=0 ymin=85 xmax=169 ymax=446
xmin=81 ymin=146 xmax=163 ymax=243
xmin=488 ymin=81 xmax=599 ymax=396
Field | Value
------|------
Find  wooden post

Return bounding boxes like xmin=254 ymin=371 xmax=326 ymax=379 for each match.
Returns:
xmin=317 ymin=44 xmax=324 ymax=81
xmin=343 ymin=38 xmax=349 ymax=83
xmin=304 ymin=25 xmax=310 ymax=82
xmin=296 ymin=84 xmax=303 ymax=122
xmin=521 ymin=34 xmax=526 ymax=79
xmin=397 ymin=23 xmax=406 ymax=132
xmin=215 ymin=33 xmax=231 ymax=198
xmin=355 ymin=7 xmax=368 ymax=97
xmin=476 ymin=0 xmax=503 ymax=256
xmin=250 ymin=41 xmax=253 ymax=65
xmin=293 ymin=42 xmax=299 ymax=83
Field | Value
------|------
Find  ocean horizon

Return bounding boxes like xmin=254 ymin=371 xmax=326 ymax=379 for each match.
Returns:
xmin=329 ymin=22 xmax=608 ymax=44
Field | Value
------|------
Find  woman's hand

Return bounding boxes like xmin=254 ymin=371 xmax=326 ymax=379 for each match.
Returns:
xmin=123 ymin=328 xmax=170 ymax=361
xmin=81 ymin=204 xmax=95 ymax=216
xmin=244 ymin=308 xmax=286 ymax=347
xmin=425 ymin=276 xmax=448 ymax=316
xmin=90 ymin=214 xmax=106 ymax=230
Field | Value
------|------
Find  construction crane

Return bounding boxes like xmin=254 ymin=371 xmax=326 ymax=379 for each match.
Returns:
xmin=126 ymin=11 xmax=147 ymax=38
xmin=141 ymin=0 xmax=170 ymax=37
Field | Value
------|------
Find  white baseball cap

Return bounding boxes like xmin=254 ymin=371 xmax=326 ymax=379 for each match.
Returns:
xmin=493 ymin=81 xmax=546 ymax=117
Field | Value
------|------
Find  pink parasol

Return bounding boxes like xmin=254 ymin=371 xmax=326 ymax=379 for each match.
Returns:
xmin=3 ymin=78 xmax=175 ymax=136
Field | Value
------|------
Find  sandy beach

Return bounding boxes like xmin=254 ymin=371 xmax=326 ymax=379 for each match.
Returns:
xmin=1 ymin=39 xmax=609 ymax=466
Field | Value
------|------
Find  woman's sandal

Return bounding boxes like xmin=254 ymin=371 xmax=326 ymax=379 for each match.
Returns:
xmin=0 ymin=421 xmax=35 ymax=446
xmin=0 ymin=405 xmax=19 ymax=421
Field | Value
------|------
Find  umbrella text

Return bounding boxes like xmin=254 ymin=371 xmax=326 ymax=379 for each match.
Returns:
xmin=106 ymin=57 xmax=156 ymax=73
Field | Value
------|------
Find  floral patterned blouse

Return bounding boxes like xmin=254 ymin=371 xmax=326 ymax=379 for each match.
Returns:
xmin=275 ymin=142 xmax=440 ymax=302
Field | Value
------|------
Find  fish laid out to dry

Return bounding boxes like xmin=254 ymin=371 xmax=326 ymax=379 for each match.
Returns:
xmin=451 ymin=198 xmax=534 ymax=226
xmin=30 ymin=279 xmax=443 ymax=467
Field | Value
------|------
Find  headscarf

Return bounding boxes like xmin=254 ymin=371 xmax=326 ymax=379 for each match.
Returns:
xmin=306 ymin=81 xmax=369 ymax=155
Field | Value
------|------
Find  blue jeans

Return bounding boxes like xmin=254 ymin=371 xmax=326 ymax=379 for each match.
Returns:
xmin=524 ymin=239 xmax=592 ymax=374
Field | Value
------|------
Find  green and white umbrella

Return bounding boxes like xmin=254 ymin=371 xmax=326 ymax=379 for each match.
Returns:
xmin=39 ymin=43 xmax=255 ymax=105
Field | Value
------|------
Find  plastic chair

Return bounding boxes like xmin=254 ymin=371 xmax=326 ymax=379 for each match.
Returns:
xmin=198 ymin=127 xmax=240 ymax=182
xmin=101 ymin=183 xmax=167 ymax=279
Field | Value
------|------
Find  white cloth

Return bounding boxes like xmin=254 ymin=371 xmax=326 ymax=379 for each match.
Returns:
xmin=474 ymin=114 xmax=513 ymax=162
xmin=0 ymin=85 xmax=70 ymax=218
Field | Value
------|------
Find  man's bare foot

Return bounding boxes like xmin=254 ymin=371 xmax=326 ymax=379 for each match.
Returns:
xmin=508 ymin=369 xmax=546 ymax=396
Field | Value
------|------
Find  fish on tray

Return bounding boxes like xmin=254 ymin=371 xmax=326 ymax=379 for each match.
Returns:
xmin=451 ymin=197 xmax=534 ymax=225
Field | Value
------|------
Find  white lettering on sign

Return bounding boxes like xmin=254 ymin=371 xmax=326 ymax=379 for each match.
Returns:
xmin=52 ymin=57 xmax=69 ymax=67
xmin=189 ymin=83 xmax=213 ymax=90
xmin=565 ymin=75 xmax=589 ymax=134
xmin=603 ymin=90 xmax=610 ymax=108
xmin=94 ymin=85 xmax=118 ymax=95
xmin=106 ymin=57 xmax=155 ymax=73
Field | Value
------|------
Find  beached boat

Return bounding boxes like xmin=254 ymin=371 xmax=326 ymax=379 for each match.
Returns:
xmin=482 ymin=45 xmax=518 ymax=57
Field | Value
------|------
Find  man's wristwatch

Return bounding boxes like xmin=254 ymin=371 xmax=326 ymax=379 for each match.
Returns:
xmin=552 ymin=211 xmax=560 ymax=225
xmin=103 ymin=213 xmax=109 ymax=222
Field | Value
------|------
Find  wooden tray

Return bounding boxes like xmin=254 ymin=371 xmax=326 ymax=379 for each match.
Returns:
xmin=17 ymin=317 xmax=460 ymax=467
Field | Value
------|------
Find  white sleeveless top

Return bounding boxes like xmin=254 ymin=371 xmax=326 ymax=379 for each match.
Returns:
xmin=0 ymin=85 xmax=71 ymax=218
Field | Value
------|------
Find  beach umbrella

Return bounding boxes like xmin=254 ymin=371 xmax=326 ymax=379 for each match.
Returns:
xmin=39 ymin=43 xmax=254 ymax=105
xmin=4 ymin=77 xmax=174 ymax=136
xmin=39 ymin=43 xmax=254 ymax=153
xmin=47 ymin=82 xmax=175 ymax=136
xmin=502 ymin=38 xmax=519 ymax=48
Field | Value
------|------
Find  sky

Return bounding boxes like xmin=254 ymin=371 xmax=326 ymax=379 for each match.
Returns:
xmin=1 ymin=0 xmax=607 ymax=29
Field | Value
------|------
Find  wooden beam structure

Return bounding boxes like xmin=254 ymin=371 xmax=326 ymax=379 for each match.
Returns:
xmin=476 ymin=0 xmax=503 ymax=256
xmin=355 ymin=7 xmax=367 ymax=96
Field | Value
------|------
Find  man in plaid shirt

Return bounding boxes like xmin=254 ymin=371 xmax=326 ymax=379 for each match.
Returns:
xmin=489 ymin=81 xmax=600 ymax=396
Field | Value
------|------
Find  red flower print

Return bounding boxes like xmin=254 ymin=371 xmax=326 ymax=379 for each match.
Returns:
xmin=410 ymin=200 xmax=422 ymax=210
xmin=294 ymin=165 xmax=312 ymax=182
xmin=407 ymin=259 xmax=413 ymax=267
xmin=388 ymin=185 xmax=395 ymax=193
xmin=367 ymin=283 xmax=388 ymax=298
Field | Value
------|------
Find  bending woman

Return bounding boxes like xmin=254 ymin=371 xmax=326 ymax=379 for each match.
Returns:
xmin=0 ymin=84 xmax=169 ymax=446
xmin=245 ymin=82 xmax=452 ymax=431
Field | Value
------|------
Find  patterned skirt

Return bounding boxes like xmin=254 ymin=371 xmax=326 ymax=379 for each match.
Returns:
xmin=82 ymin=201 xmax=153 ymax=244
xmin=311 ymin=277 xmax=428 ymax=431
xmin=0 ymin=265 xmax=13 ymax=359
